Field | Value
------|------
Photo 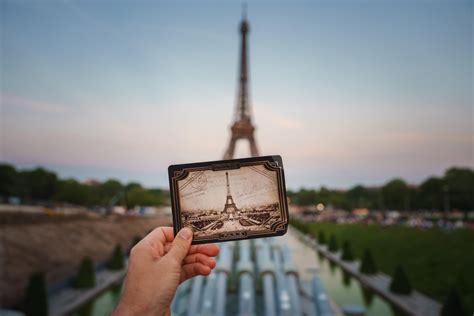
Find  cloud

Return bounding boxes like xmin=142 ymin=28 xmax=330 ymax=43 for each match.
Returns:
xmin=1 ymin=95 xmax=71 ymax=113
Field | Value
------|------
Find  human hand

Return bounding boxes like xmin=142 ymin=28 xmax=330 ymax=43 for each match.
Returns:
xmin=112 ymin=227 xmax=219 ymax=316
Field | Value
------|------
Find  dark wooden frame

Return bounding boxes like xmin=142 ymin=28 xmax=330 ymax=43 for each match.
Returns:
xmin=168 ymin=155 xmax=289 ymax=244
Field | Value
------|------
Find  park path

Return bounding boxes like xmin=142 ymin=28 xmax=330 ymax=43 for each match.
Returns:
xmin=292 ymin=227 xmax=441 ymax=316
xmin=49 ymin=266 xmax=126 ymax=316
xmin=0 ymin=229 xmax=6 ymax=307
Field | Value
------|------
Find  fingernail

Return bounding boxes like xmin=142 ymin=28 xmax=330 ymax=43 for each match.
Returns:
xmin=178 ymin=228 xmax=192 ymax=240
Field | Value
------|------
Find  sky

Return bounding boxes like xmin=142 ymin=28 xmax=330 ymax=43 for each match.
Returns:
xmin=0 ymin=0 xmax=472 ymax=190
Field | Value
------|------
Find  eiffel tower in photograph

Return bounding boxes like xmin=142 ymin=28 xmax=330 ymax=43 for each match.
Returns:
xmin=222 ymin=171 xmax=239 ymax=219
xmin=223 ymin=9 xmax=260 ymax=160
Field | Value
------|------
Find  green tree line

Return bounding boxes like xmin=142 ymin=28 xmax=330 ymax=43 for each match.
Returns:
xmin=0 ymin=163 xmax=168 ymax=208
xmin=288 ymin=167 xmax=474 ymax=211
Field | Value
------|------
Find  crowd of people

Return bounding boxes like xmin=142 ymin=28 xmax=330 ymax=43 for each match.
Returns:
xmin=248 ymin=212 xmax=270 ymax=223
xmin=295 ymin=207 xmax=474 ymax=230
xmin=189 ymin=219 xmax=215 ymax=230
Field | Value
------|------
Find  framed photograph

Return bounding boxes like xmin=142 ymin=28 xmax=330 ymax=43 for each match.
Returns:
xmin=168 ymin=155 xmax=289 ymax=244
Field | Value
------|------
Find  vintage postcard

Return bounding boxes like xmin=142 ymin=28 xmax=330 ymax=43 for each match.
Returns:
xmin=168 ymin=155 xmax=289 ymax=244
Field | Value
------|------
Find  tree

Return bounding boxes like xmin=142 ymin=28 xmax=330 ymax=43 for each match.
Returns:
xmin=328 ymin=190 xmax=351 ymax=210
xmin=347 ymin=185 xmax=371 ymax=209
xmin=100 ymin=179 xmax=124 ymax=204
xmin=132 ymin=235 xmax=142 ymax=247
xmin=444 ymin=168 xmax=474 ymax=211
xmin=294 ymin=188 xmax=318 ymax=206
xmin=382 ymin=179 xmax=410 ymax=210
xmin=55 ymin=179 xmax=94 ymax=206
xmin=317 ymin=231 xmax=326 ymax=244
xmin=318 ymin=186 xmax=332 ymax=205
xmin=441 ymin=288 xmax=466 ymax=316
xmin=23 ymin=272 xmax=48 ymax=316
xmin=127 ymin=187 xmax=162 ymax=207
xmin=287 ymin=190 xmax=297 ymax=205
xmin=108 ymin=244 xmax=125 ymax=270
xmin=359 ymin=248 xmax=377 ymax=274
xmin=126 ymin=182 xmax=143 ymax=191
xmin=25 ymin=167 xmax=58 ymax=201
xmin=148 ymin=188 xmax=167 ymax=205
xmin=418 ymin=177 xmax=444 ymax=210
xmin=75 ymin=257 xmax=96 ymax=288
xmin=361 ymin=286 xmax=375 ymax=306
xmin=389 ymin=264 xmax=412 ymax=295
xmin=328 ymin=234 xmax=338 ymax=252
xmin=342 ymin=270 xmax=352 ymax=287
xmin=0 ymin=163 xmax=17 ymax=199
xmin=341 ymin=240 xmax=355 ymax=261
xmin=129 ymin=235 xmax=142 ymax=255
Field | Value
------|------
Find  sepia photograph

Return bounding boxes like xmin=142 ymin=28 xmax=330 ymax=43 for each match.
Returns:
xmin=169 ymin=156 xmax=288 ymax=243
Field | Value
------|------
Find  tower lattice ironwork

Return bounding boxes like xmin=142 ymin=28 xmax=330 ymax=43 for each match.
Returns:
xmin=222 ymin=172 xmax=238 ymax=219
xmin=223 ymin=10 xmax=260 ymax=160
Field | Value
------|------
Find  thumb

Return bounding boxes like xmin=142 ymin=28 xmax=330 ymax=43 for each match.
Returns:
xmin=167 ymin=228 xmax=193 ymax=262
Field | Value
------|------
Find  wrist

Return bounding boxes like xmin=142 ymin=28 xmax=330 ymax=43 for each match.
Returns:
xmin=112 ymin=300 xmax=137 ymax=316
xmin=112 ymin=300 xmax=170 ymax=316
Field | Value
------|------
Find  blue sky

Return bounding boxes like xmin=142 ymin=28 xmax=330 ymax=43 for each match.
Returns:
xmin=1 ymin=0 xmax=472 ymax=190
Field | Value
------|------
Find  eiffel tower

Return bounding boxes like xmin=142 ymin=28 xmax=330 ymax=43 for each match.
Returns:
xmin=223 ymin=8 xmax=260 ymax=160
xmin=222 ymin=171 xmax=239 ymax=220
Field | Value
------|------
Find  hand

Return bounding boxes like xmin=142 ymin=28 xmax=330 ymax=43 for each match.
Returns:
xmin=112 ymin=227 xmax=219 ymax=316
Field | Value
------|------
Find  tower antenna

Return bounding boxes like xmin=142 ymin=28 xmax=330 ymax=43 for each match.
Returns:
xmin=242 ymin=3 xmax=247 ymax=19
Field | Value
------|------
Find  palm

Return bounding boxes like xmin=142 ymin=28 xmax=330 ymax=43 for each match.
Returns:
xmin=145 ymin=227 xmax=219 ymax=283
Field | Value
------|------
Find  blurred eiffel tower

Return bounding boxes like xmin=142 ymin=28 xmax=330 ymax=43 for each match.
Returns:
xmin=223 ymin=7 xmax=260 ymax=160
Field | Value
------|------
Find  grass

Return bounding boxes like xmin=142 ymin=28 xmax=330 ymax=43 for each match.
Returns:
xmin=291 ymin=219 xmax=474 ymax=314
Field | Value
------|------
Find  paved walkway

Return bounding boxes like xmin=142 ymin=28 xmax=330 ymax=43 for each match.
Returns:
xmin=49 ymin=267 xmax=126 ymax=316
xmin=292 ymin=228 xmax=441 ymax=316
xmin=0 ymin=231 xmax=6 ymax=307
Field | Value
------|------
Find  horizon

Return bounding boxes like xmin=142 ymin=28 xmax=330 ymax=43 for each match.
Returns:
xmin=1 ymin=160 xmax=471 ymax=192
xmin=1 ymin=1 xmax=473 ymax=190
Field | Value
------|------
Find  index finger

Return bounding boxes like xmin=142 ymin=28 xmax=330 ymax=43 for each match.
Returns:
xmin=163 ymin=242 xmax=220 ymax=257
xmin=144 ymin=226 xmax=175 ymax=244
xmin=188 ymin=244 xmax=220 ymax=256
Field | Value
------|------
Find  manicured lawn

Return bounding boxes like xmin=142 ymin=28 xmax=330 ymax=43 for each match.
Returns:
xmin=291 ymin=219 xmax=474 ymax=314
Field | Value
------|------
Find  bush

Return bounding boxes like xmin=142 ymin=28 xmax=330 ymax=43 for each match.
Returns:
xmin=361 ymin=286 xmax=374 ymax=306
xmin=328 ymin=234 xmax=338 ymax=252
xmin=389 ymin=264 xmax=412 ymax=295
xmin=23 ymin=272 xmax=48 ymax=316
xmin=318 ymin=231 xmax=326 ymax=244
xmin=108 ymin=244 xmax=125 ymax=270
xmin=359 ymin=248 xmax=377 ymax=274
xmin=341 ymin=240 xmax=355 ymax=261
xmin=132 ymin=235 xmax=142 ymax=247
xmin=342 ymin=270 xmax=352 ymax=287
xmin=128 ymin=235 xmax=142 ymax=255
xmin=75 ymin=256 xmax=96 ymax=288
xmin=441 ymin=288 xmax=466 ymax=316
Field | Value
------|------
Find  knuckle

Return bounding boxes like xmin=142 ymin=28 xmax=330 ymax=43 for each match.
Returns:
xmin=129 ymin=244 xmax=144 ymax=257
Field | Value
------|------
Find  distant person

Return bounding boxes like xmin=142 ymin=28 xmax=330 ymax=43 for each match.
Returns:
xmin=112 ymin=227 xmax=219 ymax=315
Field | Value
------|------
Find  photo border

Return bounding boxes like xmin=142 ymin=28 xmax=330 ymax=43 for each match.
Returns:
xmin=168 ymin=155 xmax=289 ymax=244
